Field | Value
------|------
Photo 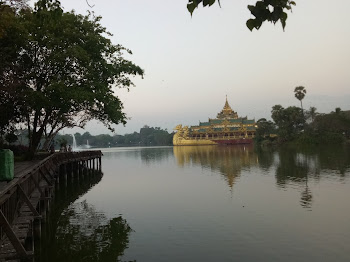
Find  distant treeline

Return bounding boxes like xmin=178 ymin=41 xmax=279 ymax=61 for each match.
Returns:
xmin=256 ymin=107 xmax=350 ymax=146
xmin=55 ymin=126 xmax=174 ymax=148
xmin=254 ymin=87 xmax=350 ymax=146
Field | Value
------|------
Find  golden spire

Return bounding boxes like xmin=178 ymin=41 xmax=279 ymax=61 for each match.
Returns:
xmin=224 ymin=95 xmax=231 ymax=110
xmin=216 ymin=96 xmax=238 ymax=119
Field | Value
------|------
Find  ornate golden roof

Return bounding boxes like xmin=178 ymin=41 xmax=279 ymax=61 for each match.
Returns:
xmin=217 ymin=96 xmax=238 ymax=119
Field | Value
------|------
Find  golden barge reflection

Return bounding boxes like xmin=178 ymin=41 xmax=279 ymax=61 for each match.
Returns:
xmin=173 ymin=145 xmax=258 ymax=188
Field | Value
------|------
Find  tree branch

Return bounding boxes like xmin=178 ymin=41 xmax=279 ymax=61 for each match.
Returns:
xmin=85 ymin=0 xmax=94 ymax=8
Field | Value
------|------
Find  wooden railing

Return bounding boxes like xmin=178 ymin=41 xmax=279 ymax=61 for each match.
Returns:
xmin=0 ymin=150 xmax=102 ymax=260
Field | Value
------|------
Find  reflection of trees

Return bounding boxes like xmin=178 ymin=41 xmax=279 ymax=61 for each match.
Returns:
xmin=37 ymin=171 xmax=134 ymax=262
xmin=255 ymin=147 xmax=275 ymax=171
xmin=316 ymin=145 xmax=350 ymax=176
xmin=140 ymin=147 xmax=173 ymax=164
xmin=275 ymin=145 xmax=350 ymax=184
xmin=300 ymin=186 xmax=312 ymax=209
xmin=275 ymin=145 xmax=350 ymax=209
xmin=275 ymin=148 xmax=311 ymax=186
xmin=275 ymin=147 xmax=314 ymax=209
xmin=40 ymin=170 xmax=104 ymax=243
xmin=103 ymin=147 xmax=173 ymax=164
xmin=173 ymin=145 xmax=258 ymax=188
xmin=42 ymin=202 xmax=132 ymax=262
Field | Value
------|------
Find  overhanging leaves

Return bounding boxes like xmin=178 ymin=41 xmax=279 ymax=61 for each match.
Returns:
xmin=187 ymin=0 xmax=296 ymax=31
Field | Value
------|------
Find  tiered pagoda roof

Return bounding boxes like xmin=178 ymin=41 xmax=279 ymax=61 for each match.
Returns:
xmin=216 ymin=96 xmax=238 ymax=119
xmin=173 ymin=96 xmax=256 ymax=145
xmin=189 ymin=97 xmax=256 ymax=133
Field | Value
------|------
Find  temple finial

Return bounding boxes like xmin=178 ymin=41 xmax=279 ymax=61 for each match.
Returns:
xmin=224 ymin=95 xmax=230 ymax=109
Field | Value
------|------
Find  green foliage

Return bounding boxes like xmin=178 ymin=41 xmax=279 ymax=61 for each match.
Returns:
xmin=294 ymin=86 xmax=306 ymax=110
xmin=296 ymin=131 xmax=345 ymax=145
xmin=0 ymin=0 xmax=28 ymax=11
xmin=139 ymin=126 xmax=172 ymax=146
xmin=111 ymin=126 xmax=173 ymax=147
xmin=305 ymin=106 xmax=317 ymax=124
xmin=187 ymin=0 xmax=296 ymax=31
xmin=313 ymin=109 xmax=350 ymax=136
xmin=272 ymin=106 xmax=350 ymax=145
xmin=255 ymin=118 xmax=276 ymax=142
xmin=187 ymin=0 xmax=219 ymax=15
xmin=271 ymin=105 xmax=305 ymax=141
xmin=0 ymin=0 xmax=144 ymax=155
xmin=54 ymin=127 xmax=173 ymax=148
xmin=5 ymin=132 xmax=18 ymax=144
xmin=56 ymin=136 xmax=67 ymax=147
xmin=0 ymin=2 xmax=29 ymax=135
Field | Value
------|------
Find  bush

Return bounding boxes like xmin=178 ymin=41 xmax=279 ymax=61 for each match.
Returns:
xmin=2 ymin=144 xmax=29 ymax=155
xmin=296 ymin=132 xmax=345 ymax=145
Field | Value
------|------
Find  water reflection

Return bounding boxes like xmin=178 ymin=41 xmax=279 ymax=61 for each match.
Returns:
xmin=274 ymin=148 xmax=314 ymax=186
xmin=256 ymin=146 xmax=350 ymax=180
xmin=271 ymin=145 xmax=350 ymax=209
xmin=37 ymin=171 xmax=134 ymax=262
xmin=43 ymin=201 xmax=132 ymax=262
xmin=173 ymin=145 xmax=350 ymax=209
xmin=50 ymin=146 xmax=350 ymax=262
xmin=255 ymin=147 xmax=275 ymax=171
xmin=103 ymin=146 xmax=173 ymax=164
xmin=173 ymin=145 xmax=258 ymax=187
xmin=140 ymin=146 xmax=173 ymax=164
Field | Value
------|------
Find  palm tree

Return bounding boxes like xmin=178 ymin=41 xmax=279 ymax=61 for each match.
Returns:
xmin=294 ymin=86 xmax=307 ymax=111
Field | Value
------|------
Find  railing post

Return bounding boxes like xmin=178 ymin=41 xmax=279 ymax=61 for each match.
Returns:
xmin=0 ymin=210 xmax=31 ymax=258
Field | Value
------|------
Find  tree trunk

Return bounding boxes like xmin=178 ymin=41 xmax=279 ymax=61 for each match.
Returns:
xmin=28 ymin=126 xmax=45 ymax=158
xmin=42 ymin=129 xmax=60 ymax=150
xmin=41 ymin=135 xmax=52 ymax=151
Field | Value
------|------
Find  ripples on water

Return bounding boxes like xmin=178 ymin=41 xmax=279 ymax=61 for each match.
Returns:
xmin=38 ymin=145 xmax=350 ymax=262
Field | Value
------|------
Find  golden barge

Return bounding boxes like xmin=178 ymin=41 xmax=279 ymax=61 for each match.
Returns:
xmin=173 ymin=97 xmax=257 ymax=146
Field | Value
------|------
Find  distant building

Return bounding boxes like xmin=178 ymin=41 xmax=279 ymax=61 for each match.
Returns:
xmin=173 ymin=97 xmax=256 ymax=146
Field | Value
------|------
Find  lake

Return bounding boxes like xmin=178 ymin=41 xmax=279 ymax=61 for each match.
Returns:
xmin=37 ymin=145 xmax=350 ymax=262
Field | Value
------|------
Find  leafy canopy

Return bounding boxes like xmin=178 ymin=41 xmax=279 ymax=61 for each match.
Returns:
xmin=187 ymin=0 xmax=296 ymax=31
xmin=0 ymin=0 xmax=144 ymax=153
xmin=294 ymin=86 xmax=306 ymax=102
xmin=256 ymin=118 xmax=276 ymax=141
xmin=271 ymin=105 xmax=305 ymax=141
xmin=294 ymin=86 xmax=306 ymax=111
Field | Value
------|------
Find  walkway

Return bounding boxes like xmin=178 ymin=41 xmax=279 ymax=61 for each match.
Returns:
xmin=0 ymin=151 xmax=102 ymax=261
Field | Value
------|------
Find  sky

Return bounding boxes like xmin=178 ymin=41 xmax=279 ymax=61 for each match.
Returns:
xmin=31 ymin=0 xmax=350 ymax=135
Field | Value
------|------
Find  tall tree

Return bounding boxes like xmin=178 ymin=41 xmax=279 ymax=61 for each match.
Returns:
xmin=271 ymin=105 xmax=304 ymax=141
xmin=187 ymin=0 xmax=297 ymax=31
xmin=0 ymin=1 xmax=29 ymax=141
xmin=0 ymin=0 xmax=144 ymax=155
xmin=294 ymin=86 xmax=306 ymax=111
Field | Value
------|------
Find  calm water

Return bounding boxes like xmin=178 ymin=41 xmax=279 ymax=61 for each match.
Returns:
xmin=38 ymin=145 xmax=350 ymax=262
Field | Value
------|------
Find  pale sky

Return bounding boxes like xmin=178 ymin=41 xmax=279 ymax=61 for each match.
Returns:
xmin=33 ymin=0 xmax=350 ymax=135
